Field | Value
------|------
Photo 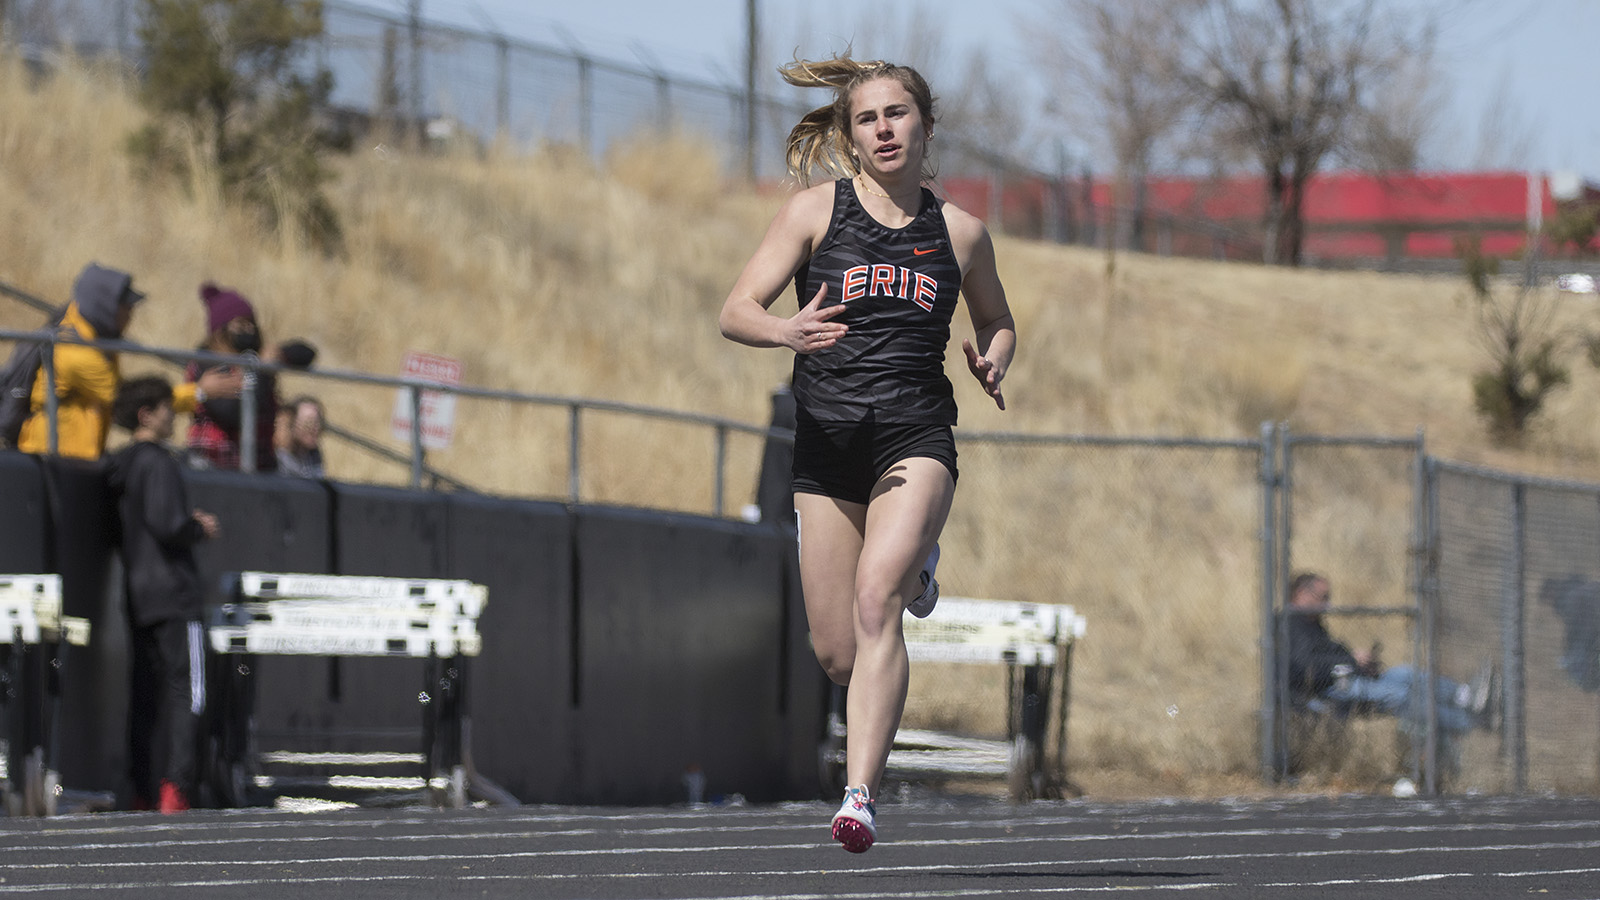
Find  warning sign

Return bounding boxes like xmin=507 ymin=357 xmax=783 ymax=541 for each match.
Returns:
xmin=390 ymin=351 xmax=461 ymax=450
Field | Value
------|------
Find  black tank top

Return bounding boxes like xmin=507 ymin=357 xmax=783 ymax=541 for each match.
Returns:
xmin=792 ymin=179 xmax=962 ymax=424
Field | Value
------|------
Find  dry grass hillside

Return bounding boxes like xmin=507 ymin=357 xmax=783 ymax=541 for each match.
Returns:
xmin=6 ymin=55 xmax=1600 ymax=798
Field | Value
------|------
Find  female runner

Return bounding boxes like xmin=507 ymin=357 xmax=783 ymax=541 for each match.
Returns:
xmin=719 ymin=54 xmax=1015 ymax=853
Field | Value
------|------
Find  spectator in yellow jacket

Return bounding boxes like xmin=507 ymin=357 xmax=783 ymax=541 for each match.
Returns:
xmin=16 ymin=263 xmax=144 ymax=460
xmin=17 ymin=264 xmax=244 ymax=461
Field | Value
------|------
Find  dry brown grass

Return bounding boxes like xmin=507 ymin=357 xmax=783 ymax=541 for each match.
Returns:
xmin=7 ymin=55 xmax=1600 ymax=798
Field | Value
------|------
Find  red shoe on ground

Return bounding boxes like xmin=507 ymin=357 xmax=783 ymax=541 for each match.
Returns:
xmin=158 ymin=780 xmax=189 ymax=814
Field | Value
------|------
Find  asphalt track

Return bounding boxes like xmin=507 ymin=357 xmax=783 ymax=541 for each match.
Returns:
xmin=2 ymin=793 xmax=1598 ymax=898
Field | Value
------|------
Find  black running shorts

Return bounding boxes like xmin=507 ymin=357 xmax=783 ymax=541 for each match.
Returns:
xmin=791 ymin=410 xmax=958 ymax=505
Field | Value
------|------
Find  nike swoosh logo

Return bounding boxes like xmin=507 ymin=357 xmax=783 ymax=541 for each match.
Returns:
xmin=913 ymin=247 xmax=938 ymax=256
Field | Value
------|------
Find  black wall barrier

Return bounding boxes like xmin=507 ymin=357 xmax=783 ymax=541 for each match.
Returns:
xmin=0 ymin=459 xmax=828 ymax=807
xmin=0 ymin=452 xmax=45 ymax=573
xmin=278 ymin=483 xmax=453 ymax=742
xmin=186 ymin=470 xmax=333 ymax=586
xmin=571 ymin=507 xmax=792 ymax=804
xmin=444 ymin=493 xmax=575 ymax=803
xmin=38 ymin=457 xmax=119 ymax=795
xmin=775 ymin=522 xmax=829 ymax=796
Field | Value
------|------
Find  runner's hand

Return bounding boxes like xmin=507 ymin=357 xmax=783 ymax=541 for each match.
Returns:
xmin=963 ymin=338 xmax=1006 ymax=410
xmin=788 ymin=284 xmax=847 ymax=354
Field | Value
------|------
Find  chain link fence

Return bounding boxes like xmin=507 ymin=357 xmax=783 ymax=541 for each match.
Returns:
xmin=0 ymin=0 xmax=1059 ymax=184
xmin=1427 ymin=461 xmax=1600 ymax=795
xmin=5 ymin=0 xmax=1286 ymax=246
xmin=903 ymin=433 xmax=1268 ymax=787
xmin=312 ymin=1 xmax=792 ymax=172
xmin=906 ymin=429 xmax=1442 ymax=792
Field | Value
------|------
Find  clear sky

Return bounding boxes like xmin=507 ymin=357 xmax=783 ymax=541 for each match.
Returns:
xmin=412 ymin=0 xmax=1600 ymax=182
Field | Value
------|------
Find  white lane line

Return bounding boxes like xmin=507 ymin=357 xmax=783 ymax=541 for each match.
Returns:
xmin=0 ymin=865 xmax=1598 ymax=896
xmin=6 ymin=817 xmax=1599 ymax=857
xmin=12 ymin=799 xmax=1588 ymax=840
xmin=1 ymin=836 xmax=1595 ymax=879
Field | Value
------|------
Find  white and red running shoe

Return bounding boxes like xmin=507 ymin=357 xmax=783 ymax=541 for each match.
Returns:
xmin=831 ymin=784 xmax=877 ymax=853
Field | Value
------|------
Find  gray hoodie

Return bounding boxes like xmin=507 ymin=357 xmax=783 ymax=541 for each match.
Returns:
xmin=71 ymin=263 xmax=142 ymax=338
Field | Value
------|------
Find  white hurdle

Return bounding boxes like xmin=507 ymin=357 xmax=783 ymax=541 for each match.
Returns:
xmin=851 ymin=597 xmax=1086 ymax=801
xmin=207 ymin=572 xmax=492 ymax=809
xmin=1 ymin=574 xmax=89 ymax=817
xmin=209 ymin=572 xmax=485 ymax=658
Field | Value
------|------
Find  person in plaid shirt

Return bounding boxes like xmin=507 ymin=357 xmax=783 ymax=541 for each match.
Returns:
xmin=183 ymin=283 xmax=278 ymax=472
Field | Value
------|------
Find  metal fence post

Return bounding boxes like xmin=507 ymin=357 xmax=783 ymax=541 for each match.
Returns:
xmin=655 ymin=74 xmax=671 ymax=133
xmin=1420 ymin=474 xmax=1441 ymax=795
xmin=577 ymin=56 xmax=593 ymax=154
xmin=494 ymin=36 xmax=510 ymax=137
xmin=239 ymin=360 xmax=257 ymax=474
xmin=1411 ymin=431 xmax=1432 ymax=791
xmin=1273 ymin=423 xmax=1294 ymax=780
xmin=1278 ymin=424 xmax=1294 ymax=603
xmin=713 ymin=423 xmax=727 ymax=518
xmin=1258 ymin=421 xmax=1279 ymax=781
xmin=407 ymin=0 xmax=423 ymax=149
xmin=567 ymin=403 xmax=581 ymax=504
xmin=1504 ymin=482 xmax=1528 ymax=791
xmin=409 ymin=383 xmax=424 ymax=490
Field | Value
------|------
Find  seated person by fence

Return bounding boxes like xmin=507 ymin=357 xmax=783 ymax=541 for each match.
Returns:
xmin=1286 ymin=572 xmax=1491 ymax=736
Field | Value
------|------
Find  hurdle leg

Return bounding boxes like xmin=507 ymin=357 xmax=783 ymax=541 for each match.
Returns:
xmin=443 ymin=655 xmax=468 ymax=808
xmin=420 ymin=654 xmax=442 ymax=806
xmin=2 ymin=640 xmax=21 ymax=815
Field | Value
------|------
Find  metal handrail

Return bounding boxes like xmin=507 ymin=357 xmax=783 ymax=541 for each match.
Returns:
xmin=1 ymin=327 xmax=789 ymax=512
xmin=320 ymin=421 xmax=470 ymax=492
xmin=0 ymin=282 xmax=60 ymax=317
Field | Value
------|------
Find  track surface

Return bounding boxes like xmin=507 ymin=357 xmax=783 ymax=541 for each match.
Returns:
xmin=2 ymin=794 xmax=1598 ymax=898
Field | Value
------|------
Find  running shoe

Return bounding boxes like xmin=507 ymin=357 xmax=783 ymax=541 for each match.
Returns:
xmin=158 ymin=780 xmax=189 ymax=814
xmin=831 ymin=784 xmax=877 ymax=853
xmin=906 ymin=544 xmax=940 ymax=618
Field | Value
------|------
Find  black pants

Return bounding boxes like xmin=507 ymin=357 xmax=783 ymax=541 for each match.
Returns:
xmin=128 ymin=618 xmax=205 ymax=803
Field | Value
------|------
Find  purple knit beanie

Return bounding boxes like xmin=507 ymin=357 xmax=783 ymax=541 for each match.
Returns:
xmin=201 ymin=283 xmax=256 ymax=334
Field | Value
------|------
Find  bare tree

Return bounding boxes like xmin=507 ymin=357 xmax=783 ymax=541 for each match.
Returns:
xmin=1470 ymin=62 xmax=1537 ymax=170
xmin=1187 ymin=0 xmax=1434 ymax=265
xmin=1344 ymin=35 xmax=1447 ymax=172
xmin=1027 ymin=0 xmax=1202 ymax=249
xmin=937 ymin=51 xmax=1034 ymax=171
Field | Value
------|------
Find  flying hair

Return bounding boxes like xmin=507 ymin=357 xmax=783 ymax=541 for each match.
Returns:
xmin=777 ymin=53 xmax=938 ymax=186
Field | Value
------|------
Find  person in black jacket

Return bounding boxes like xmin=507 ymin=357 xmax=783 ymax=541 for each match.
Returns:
xmin=1286 ymin=572 xmax=1484 ymax=733
xmin=108 ymin=375 xmax=220 ymax=813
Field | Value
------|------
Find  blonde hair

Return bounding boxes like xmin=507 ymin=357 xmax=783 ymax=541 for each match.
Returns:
xmin=777 ymin=54 xmax=938 ymax=186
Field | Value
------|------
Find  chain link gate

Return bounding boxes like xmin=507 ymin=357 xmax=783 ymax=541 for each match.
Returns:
xmin=1260 ymin=425 xmax=1430 ymax=788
